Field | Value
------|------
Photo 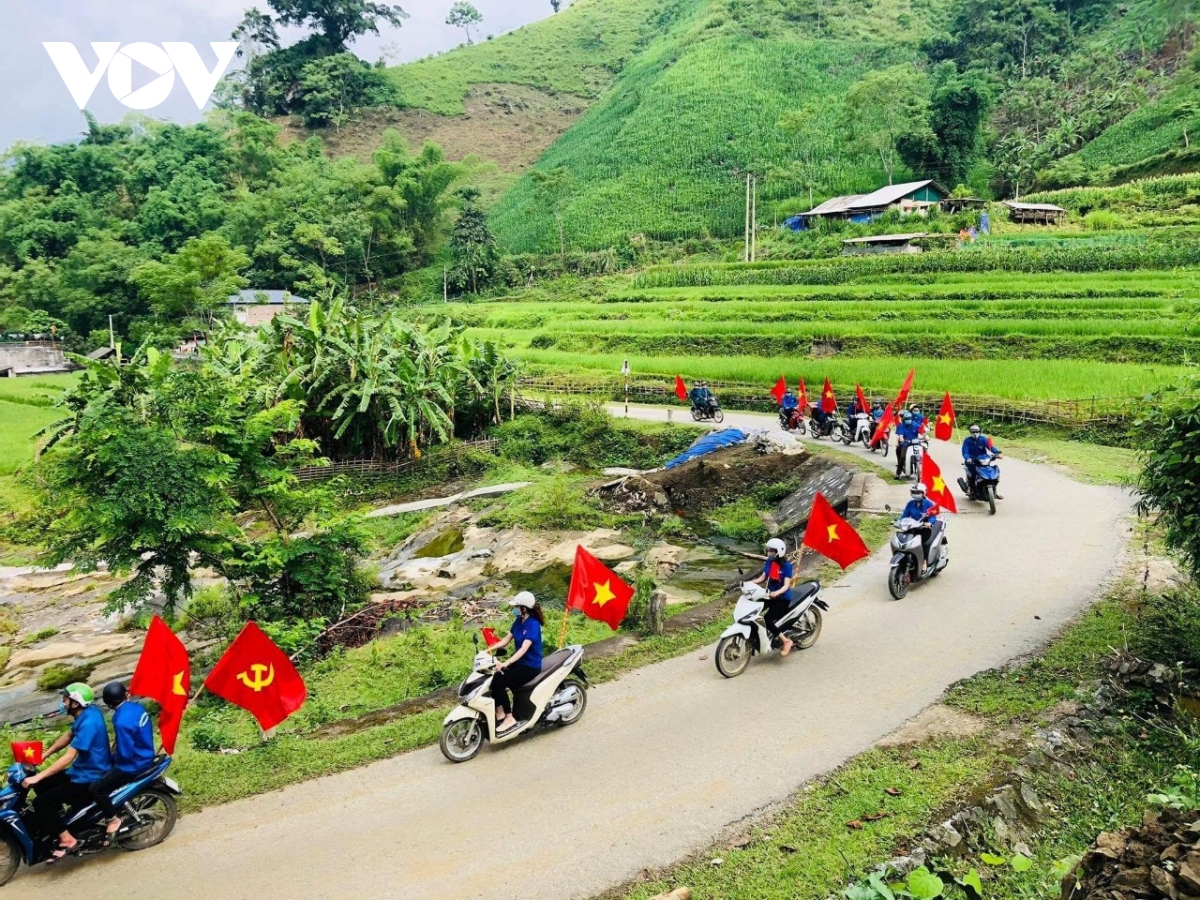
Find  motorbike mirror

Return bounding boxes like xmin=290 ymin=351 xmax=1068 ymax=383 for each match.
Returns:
xmin=884 ymin=503 xmax=892 ymax=512
xmin=472 ymin=632 xmax=479 ymax=649
xmin=737 ymin=566 xmax=744 ymax=577
xmin=496 ymin=647 xmax=509 ymax=658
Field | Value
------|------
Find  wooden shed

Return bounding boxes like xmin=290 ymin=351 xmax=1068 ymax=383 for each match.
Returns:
xmin=1003 ymin=201 xmax=1066 ymax=224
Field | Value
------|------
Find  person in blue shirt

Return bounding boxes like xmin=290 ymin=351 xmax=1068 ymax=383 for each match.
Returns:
xmin=900 ymin=484 xmax=941 ymax=574
xmin=870 ymin=399 xmax=885 ymax=423
xmin=894 ymin=411 xmax=921 ymax=479
xmin=688 ymin=384 xmax=704 ymax=408
xmin=780 ymin=390 xmax=800 ymax=429
xmin=23 ymin=683 xmax=113 ymax=860
xmin=909 ymin=405 xmax=926 ymax=434
xmin=752 ymin=538 xmax=796 ymax=656
xmin=962 ymin=424 xmax=1004 ymax=499
xmin=489 ymin=592 xmax=545 ymax=734
xmin=86 ymin=682 xmax=156 ymax=845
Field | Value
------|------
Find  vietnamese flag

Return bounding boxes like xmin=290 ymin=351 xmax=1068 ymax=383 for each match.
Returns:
xmin=920 ymin=454 xmax=958 ymax=514
xmin=482 ymin=627 xmax=501 ymax=648
xmin=871 ymin=402 xmax=896 ymax=445
xmin=934 ymin=392 xmax=956 ymax=442
xmin=674 ymin=375 xmax=689 ymax=402
xmin=895 ymin=368 xmax=916 ymax=408
xmin=770 ymin=376 xmax=787 ymax=405
xmin=855 ymin=383 xmax=869 ymax=415
xmin=567 ymin=546 xmax=635 ymax=631
xmin=797 ymin=378 xmax=809 ymax=410
xmin=802 ymin=493 xmax=870 ymax=570
xmin=204 ymin=622 xmax=307 ymax=732
xmin=130 ymin=615 xmax=190 ymax=754
xmin=819 ymin=377 xmax=837 ymax=414
xmin=11 ymin=741 xmax=42 ymax=766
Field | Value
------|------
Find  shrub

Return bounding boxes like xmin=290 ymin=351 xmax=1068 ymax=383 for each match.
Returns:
xmin=1133 ymin=588 xmax=1200 ymax=671
xmin=493 ymin=405 xmax=695 ymax=469
xmin=189 ymin=718 xmax=238 ymax=753
xmin=37 ymin=662 xmax=95 ymax=691
xmin=1083 ymin=210 xmax=1124 ymax=230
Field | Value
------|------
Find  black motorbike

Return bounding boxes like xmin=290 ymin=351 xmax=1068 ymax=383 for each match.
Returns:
xmin=809 ymin=413 xmax=846 ymax=441
xmin=691 ymin=400 xmax=724 ymax=424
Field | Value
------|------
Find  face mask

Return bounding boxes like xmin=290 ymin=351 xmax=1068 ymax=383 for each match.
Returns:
xmin=514 ymin=608 xmax=524 ymax=618
xmin=58 ymin=702 xmax=67 ymax=715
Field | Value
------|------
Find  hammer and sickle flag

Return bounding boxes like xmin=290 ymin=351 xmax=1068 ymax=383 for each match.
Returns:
xmin=802 ymin=493 xmax=870 ymax=571
xmin=130 ymin=615 xmax=191 ymax=754
xmin=204 ymin=622 xmax=307 ymax=731
xmin=567 ymin=546 xmax=636 ymax=631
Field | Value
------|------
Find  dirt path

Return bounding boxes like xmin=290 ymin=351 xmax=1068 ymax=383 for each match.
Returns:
xmin=10 ymin=406 xmax=1131 ymax=900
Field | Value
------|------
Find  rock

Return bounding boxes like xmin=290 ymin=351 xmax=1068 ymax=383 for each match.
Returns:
xmin=539 ymin=460 xmax=578 ymax=474
xmin=1151 ymin=866 xmax=1179 ymax=900
xmin=1109 ymin=866 xmax=1152 ymax=894
xmin=1182 ymin=862 xmax=1200 ymax=895
xmin=927 ymin=822 xmax=965 ymax=855
xmin=1018 ymin=782 xmax=1044 ymax=817
xmin=8 ymin=634 xmax=138 ymax=670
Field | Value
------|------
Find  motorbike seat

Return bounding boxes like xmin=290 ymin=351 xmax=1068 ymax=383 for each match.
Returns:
xmin=513 ymin=649 xmax=574 ymax=694
xmin=124 ymin=754 xmax=168 ymax=782
xmin=786 ymin=580 xmax=820 ymax=609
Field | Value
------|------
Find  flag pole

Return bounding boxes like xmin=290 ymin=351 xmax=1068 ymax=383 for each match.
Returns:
xmin=557 ymin=607 xmax=571 ymax=650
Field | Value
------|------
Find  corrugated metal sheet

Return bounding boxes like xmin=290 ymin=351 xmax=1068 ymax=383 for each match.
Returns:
xmin=850 ymin=180 xmax=943 ymax=210
xmin=1003 ymin=201 xmax=1066 ymax=213
xmin=800 ymin=194 xmax=866 ymax=216
xmin=841 ymin=232 xmax=928 ymax=244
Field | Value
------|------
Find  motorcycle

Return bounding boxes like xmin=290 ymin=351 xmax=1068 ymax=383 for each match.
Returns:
xmin=440 ymin=636 xmax=589 ymax=762
xmin=0 ymin=756 xmax=180 ymax=885
xmin=714 ymin=581 xmax=826 ymax=678
xmin=809 ymin=413 xmax=846 ymax=442
xmin=959 ymin=454 xmax=1002 ymax=515
xmin=868 ymin=421 xmax=890 ymax=457
xmin=907 ymin=438 xmax=928 ymax=481
xmin=843 ymin=412 xmax=873 ymax=447
xmin=887 ymin=516 xmax=949 ymax=600
xmin=691 ymin=400 xmax=725 ymax=425
xmin=778 ymin=407 xmax=807 ymax=435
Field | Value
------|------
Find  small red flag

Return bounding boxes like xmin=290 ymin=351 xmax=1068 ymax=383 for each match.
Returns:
xmin=895 ymin=368 xmax=916 ymax=408
xmin=129 ymin=615 xmax=190 ymax=754
xmin=770 ymin=376 xmax=787 ymax=405
xmin=567 ymin=546 xmax=635 ymax=631
xmin=802 ymin=493 xmax=870 ymax=570
xmin=674 ymin=375 xmax=688 ymax=402
xmin=11 ymin=741 xmax=42 ymax=766
xmin=797 ymin=378 xmax=809 ymax=410
xmin=204 ymin=622 xmax=307 ymax=732
xmin=820 ymin=377 xmax=837 ymax=414
xmin=934 ymin=392 xmax=956 ymax=441
xmin=921 ymin=453 xmax=958 ymax=514
xmin=855 ymin=383 xmax=869 ymax=415
xmin=871 ymin=402 xmax=895 ymax=445
xmin=482 ymin=627 xmax=501 ymax=648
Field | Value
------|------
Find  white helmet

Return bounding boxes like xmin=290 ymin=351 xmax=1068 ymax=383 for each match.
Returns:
xmin=510 ymin=591 xmax=536 ymax=609
xmin=910 ymin=483 xmax=927 ymax=497
xmin=765 ymin=538 xmax=786 ymax=556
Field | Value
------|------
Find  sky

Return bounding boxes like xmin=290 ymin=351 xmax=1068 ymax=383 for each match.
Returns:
xmin=0 ymin=1 xmax=555 ymax=150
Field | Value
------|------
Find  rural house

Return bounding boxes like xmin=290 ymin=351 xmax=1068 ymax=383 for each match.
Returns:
xmin=789 ymin=179 xmax=948 ymax=229
xmin=1003 ymin=201 xmax=1067 ymax=225
xmin=227 ymin=289 xmax=310 ymax=327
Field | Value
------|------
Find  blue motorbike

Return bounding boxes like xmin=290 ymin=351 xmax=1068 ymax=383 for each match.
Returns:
xmin=959 ymin=454 xmax=1002 ymax=515
xmin=0 ymin=755 xmax=180 ymax=885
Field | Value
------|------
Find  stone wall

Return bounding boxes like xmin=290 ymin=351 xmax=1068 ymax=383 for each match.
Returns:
xmin=0 ymin=344 xmax=68 ymax=374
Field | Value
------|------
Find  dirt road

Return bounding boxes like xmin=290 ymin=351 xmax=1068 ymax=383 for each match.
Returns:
xmin=12 ymin=406 xmax=1130 ymax=900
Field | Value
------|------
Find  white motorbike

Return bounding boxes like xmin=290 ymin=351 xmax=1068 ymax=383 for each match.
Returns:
xmin=439 ymin=637 xmax=589 ymax=762
xmin=888 ymin=516 xmax=949 ymax=600
xmin=907 ymin=437 xmax=928 ymax=481
xmin=714 ymin=581 xmax=826 ymax=678
xmin=843 ymin=412 xmax=873 ymax=448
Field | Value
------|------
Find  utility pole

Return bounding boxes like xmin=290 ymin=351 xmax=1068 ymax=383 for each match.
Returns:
xmin=443 ymin=266 xmax=448 ymax=302
xmin=750 ymin=174 xmax=757 ymax=262
xmin=107 ymin=315 xmax=114 ymax=350
xmin=744 ymin=173 xmax=751 ymax=263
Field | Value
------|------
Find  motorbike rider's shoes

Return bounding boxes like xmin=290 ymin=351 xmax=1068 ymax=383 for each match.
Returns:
xmin=498 ymin=719 xmax=524 ymax=735
xmin=995 ymin=493 xmax=1004 ymax=500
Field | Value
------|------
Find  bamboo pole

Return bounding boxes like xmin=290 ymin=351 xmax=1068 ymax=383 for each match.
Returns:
xmin=557 ymin=608 xmax=571 ymax=650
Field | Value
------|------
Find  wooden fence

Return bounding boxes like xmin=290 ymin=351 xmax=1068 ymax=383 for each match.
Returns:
xmin=293 ymin=439 xmax=499 ymax=484
xmin=517 ymin=375 xmax=1137 ymax=427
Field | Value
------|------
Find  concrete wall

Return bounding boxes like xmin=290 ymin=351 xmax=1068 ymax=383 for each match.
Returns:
xmin=0 ymin=345 xmax=68 ymax=374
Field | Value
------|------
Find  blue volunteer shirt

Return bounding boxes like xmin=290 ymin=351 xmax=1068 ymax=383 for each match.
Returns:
xmin=509 ymin=615 xmax=543 ymax=671
xmin=112 ymin=701 xmax=157 ymax=773
xmin=901 ymin=497 xmax=940 ymax=523
xmin=68 ymin=705 xmax=113 ymax=784
xmin=962 ymin=434 xmax=997 ymax=460
xmin=895 ymin=420 xmax=921 ymax=443
xmin=763 ymin=557 xmax=793 ymax=601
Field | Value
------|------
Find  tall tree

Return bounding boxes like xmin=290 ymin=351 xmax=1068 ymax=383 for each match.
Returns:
xmin=263 ymin=0 xmax=408 ymax=51
xmin=448 ymin=188 xmax=497 ymax=294
xmin=844 ymin=66 xmax=930 ymax=185
xmin=446 ymin=1 xmax=484 ymax=44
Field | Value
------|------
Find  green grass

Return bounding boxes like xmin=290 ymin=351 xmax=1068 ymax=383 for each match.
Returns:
xmin=0 ymin=400 xmax=60 ymax=475
xmin=998 ymin=433 xmax=1139 ymax=486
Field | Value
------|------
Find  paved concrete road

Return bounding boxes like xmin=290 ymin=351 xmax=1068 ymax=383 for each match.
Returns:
xmin=11 ymin=406 xmax=1130 ymax=900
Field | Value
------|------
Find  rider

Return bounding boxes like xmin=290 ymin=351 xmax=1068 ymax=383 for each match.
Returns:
xmin=752 ymin=538 xmax=795 ymax=657
xmin=962 ymin=424 xmax=1003 ymax=499
xmin=23 ymin=683 xmax=113 ymax=861
xmin=901 ymin=483 xmax=941 ymax=574
xmin=88 ymin=682 xmax=156 ymax=845
xmin=688 ymin=381 xmax=705 ymax=411
xmin=870 ymin=399 xmax=885 ymax=423
xmin=909 ymin=404 xmax=926 ymax=434
xmin=894 ymin=410 xmax=921 ymax=479
xmin=488 ymin=592 xmax=545 ymax=735
xmin=780 ymin=389 xmax=800 ymax=428
xmin=700 ymin=382 xmax=718 ymax=413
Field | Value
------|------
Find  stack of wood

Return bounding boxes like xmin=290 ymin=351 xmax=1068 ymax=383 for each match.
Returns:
xmin=1065 ymin=808 xmax=1200 ymax=899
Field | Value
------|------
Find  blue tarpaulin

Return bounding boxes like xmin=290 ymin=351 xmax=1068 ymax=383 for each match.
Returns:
xmin=664 ymin=428 xmax=748 ymax=469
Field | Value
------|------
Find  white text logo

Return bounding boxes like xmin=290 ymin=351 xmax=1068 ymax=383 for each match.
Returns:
xmin=43 ymin=42 xmax=239 ymax=110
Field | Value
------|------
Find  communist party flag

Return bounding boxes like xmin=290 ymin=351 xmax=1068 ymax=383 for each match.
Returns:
xmin=797 ymin=377 xmax=809 ymax=410
xmin=855 ymin=383 xmax=869 ymax=415
xmin=934 ymin=392 xmax=956 ymax=441
xmin=567 ymin=546 xmax=635 ymax=631
xmin=920 ymin=454 xmax=958 ymax=514
xmin=130 ymin=615 xmax=190 ymax=754
xmin=871 ymin=402 xmax=895 ymax=445
xmin=674 ymin=375 xmax=689 ymax=402
xmin=802 ymin=493 xmax=870 ymax=570
xmin=11 ymin=741 xmax=42 ymax=765
xmin=819 ymin=377 xmax=837 ymax=414
xmin=204 ymin=622 xmax=307 ymax=732
xmin=770 ymin=376 xmax=787 ymax=405
xmin=895 ymin=368 xmax=916 ymax=408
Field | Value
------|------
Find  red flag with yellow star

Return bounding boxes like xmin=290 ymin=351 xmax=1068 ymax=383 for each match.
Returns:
xmin=130 ymin=615 xmax=190 ymax=754
xmin=204 ymin=622 xmax=307 ymax=732
xmin=920 ymin=453 xmax=958 ymax=514
xmin=895 ymin=368 xmax=916 ymax=408
xmin=802 ymin=493 xmax=870 ymax=570
xmin=797 ymin=377 xmax=809 ymax=410
xmin=819 ymin=377 xmax=837 ymax=414
xmin=871 ymin=402 xmax=896 ymax=446
xmin=567 ymin=546 xmax=635 ymax=631
xmin=11 ymin=741 xmax=42 ymax=765
xmin=770 ymin=376 xmax=787 ymax=405
xmin=674 ymin=375 xmax=689 ymax=402
xmin=934 ymin=392 xmax=956 ymax=442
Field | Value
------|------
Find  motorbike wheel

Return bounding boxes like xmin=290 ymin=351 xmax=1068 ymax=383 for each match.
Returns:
xmin=712 ymin=408 xmax=725 ymax=424
xmin=116 ymin=790 xmax=178 ymax=851
xmin=0 ymin=833 xmax=19 ymax=886
xmin=986 ymin=484 xmax=997 ymax=516
xmin=882 ymin=440 xmax=890 ymax=459
xmin=554 ymin=678 xmax=588 ymax=726
xmin=440 ymin=718 xmax=485 ymax=762
xmin=831 ymin=422 xmax=847 ymax=442
xmin=888 ymin=565 xmax=911 ymax=601
xmin=690 ymin=408 xmax=702 ymax=422
xmin=792 ymin=608 xmax=823 ymax=649
xmin=715 ymin=634 xmax=751 ymax=678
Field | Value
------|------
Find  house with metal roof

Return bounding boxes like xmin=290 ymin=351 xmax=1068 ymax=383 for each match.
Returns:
xmin=227 ymin=289 xmax=310 ymax=327
xmin=1003 ymin=201 xmax=1066 ymax=225
xmin=789 ymin=180 xmax=948 ymax=229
